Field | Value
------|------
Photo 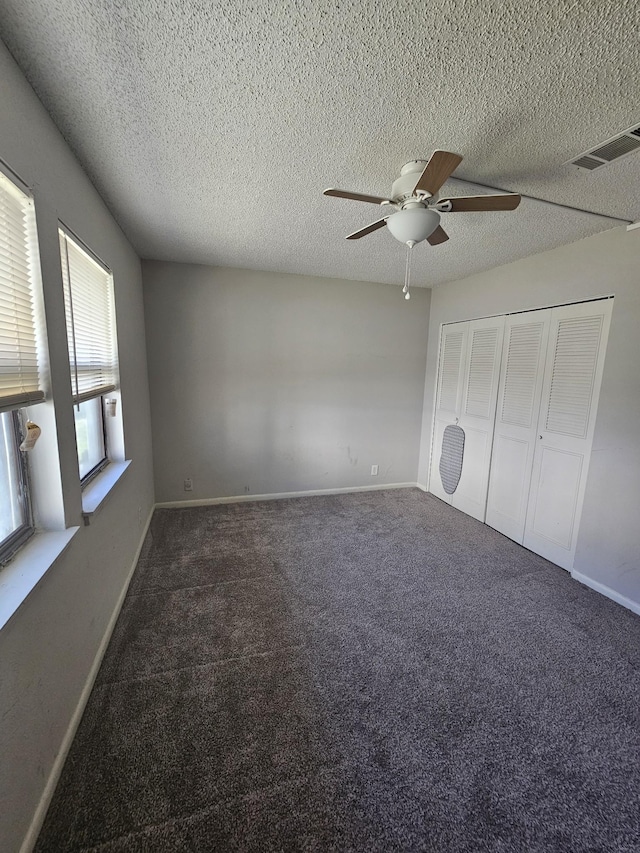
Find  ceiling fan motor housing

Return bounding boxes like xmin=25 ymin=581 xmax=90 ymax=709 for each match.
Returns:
xmin=391 ymin=160 xmax=431 ymax=202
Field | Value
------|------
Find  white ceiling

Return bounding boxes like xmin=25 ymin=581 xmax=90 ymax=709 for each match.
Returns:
xmin=0 ymin=0 xmax=638 ymax=288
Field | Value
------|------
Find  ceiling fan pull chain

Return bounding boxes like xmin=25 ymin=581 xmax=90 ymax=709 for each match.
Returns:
xmin=403 ymin=241 xmax=414 ymax=300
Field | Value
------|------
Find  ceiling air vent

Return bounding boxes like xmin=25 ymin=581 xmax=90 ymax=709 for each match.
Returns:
xmin=590 ymin=135 xmax=640 ymax=161
xmin=569 ymin=121 xmax=640 ymax=171
xmin=572 ymin=155 xmax=604 ymax=171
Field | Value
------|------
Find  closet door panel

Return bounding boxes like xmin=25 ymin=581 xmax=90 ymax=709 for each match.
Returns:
xmin=429 ymin=322 xmax=468 ymax=503
xmin=523 ymin=300 xmax=612 ymax=570
xmin=451 ymin=317 xmax=504 ymax=521
xmin=528 ymin=446 xmax=583 ymax=550
xmin=486 ymin=311 xmax=550 ymax=542
xmin=487 ymin=435 xmax=532 ymax=536
xmin=453 ymin=426 xmax=491 ymax=513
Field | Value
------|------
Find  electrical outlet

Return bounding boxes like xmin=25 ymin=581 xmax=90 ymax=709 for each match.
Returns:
xmin=184 ymin=478 xmax=193 ymax=491
xmin=371 ymin=464 xmax=379 ymax=476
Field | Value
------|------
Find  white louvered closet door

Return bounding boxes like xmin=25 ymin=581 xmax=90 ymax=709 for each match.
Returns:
xmin=451 ymin=316 xmax=505 ymax=521
xmin=429 ymin=321 xmax=468 ymax=504
xmin=485 ymin=311 xmax=551 ymax=542
xmin=523 ymin=300 xmax=612 ymax=570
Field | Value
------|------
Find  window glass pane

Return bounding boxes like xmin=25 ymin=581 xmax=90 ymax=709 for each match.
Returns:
xmin=74 ymin=398 xmax=106 ymax=480
xmin=0 ymin=412 xmax=26 ymax=544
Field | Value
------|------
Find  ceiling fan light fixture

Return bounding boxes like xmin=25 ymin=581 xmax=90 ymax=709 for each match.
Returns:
xmin=386 ymin=207 xmax=441 ymax=246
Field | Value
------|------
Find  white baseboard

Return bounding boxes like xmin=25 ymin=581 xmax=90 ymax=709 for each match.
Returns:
xmin=571 ymin=571 xmax=640 ymax=617
xmin=416 ymin=482 xmax=428 ymax=492
xmin=20 ymin=507 xmax=155 ymax=853
xmin=156 ymin=482 xmax=419 ymax=509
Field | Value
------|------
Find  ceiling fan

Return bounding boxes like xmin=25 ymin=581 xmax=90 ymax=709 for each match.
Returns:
xmin=323 ymin=150 xmax=521 ymax=249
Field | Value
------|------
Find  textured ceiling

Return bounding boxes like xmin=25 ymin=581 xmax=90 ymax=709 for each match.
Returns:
xmin=0 ymin=0 xmax=639 ymax=287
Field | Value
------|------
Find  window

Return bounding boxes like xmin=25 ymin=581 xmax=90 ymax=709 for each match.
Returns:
xmin=73 ymin=397 xmax=106 ymax=480
xmin=59 ymin=229 xmax=118 ymax=485
xmin=0 ymin=412 xmax=32 ymax=560
xmin=0 ymin=168 xmax=45 ymax=562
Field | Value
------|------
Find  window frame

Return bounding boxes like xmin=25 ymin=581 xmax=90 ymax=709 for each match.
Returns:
xmin=74 ymin=395 xmax=110 ymax=487
xmin=58 ymin=225 xmax=119 ymax=490
xmin=0 ymin=410 xmax=34 ymax=565
xmin=0 ymin=161 xmax=43 ymax=565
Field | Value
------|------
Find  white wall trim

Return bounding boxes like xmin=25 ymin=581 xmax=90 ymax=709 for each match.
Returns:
xmin=571 ymin=571 xmax=640 ymax=617
xmin=20 ymin=507 xmax=155 ymax=853
xmin=156 ymin=482 xmax=418 ymax=509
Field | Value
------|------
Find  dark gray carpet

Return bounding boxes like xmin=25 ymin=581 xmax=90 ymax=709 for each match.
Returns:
xmin=35 ymin=489 xmax=640 ymax=852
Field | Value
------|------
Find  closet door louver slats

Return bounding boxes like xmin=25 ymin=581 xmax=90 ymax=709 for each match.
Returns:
xmin=465 ymin=327 xmax=500 ymax=418
xmin=500 ymin=322 xmax=545 ymax=428
xmin=544 ymin=316 xmax=603 ymax=438
xmin=437 ymin=330 xmax=464 ymax=413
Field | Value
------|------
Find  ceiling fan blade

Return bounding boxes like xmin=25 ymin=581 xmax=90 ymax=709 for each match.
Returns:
xmin=324 ymin=188 xmax=391 ymax=205
xmin=413 ymin=151 xmax=463 ymax=196
xmin=440 ymin=194 xmax=522 ymax=212
xmin=427 ymin=225 xmax=449 ymax=246
xmin=346 ymin=218 xmax=388 ymax=240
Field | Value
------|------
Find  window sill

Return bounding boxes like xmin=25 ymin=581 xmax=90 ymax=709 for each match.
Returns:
xmin=82 ymin=460 xmax=132 ymax=525
xmin=0 ymin=528 xmax=79 ymax=631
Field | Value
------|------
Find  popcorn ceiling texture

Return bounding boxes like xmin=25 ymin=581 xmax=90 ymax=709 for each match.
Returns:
xmin=0 ymin=0 xmax=639 ymax=287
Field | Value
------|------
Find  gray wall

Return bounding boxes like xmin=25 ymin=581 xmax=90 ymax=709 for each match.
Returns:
xmin=0 ymin=43 xmax=155 ymax=852
xmin=418 ymin=225 xmax=640 ymax=608
xmin=143 ymin=262 xmax=430 ymax=503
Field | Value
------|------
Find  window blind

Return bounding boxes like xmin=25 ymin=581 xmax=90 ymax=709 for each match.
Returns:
xmin=59 ymin=230 xmax=117 ymax=404
xmin=0 ymin=170 xmax=45 ymax=413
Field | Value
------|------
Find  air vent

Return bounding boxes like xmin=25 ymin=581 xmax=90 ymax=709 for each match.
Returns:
xmin=569 ymin=121 xmax=640 ymax=171
xmin=590 ymin=135 xmax=640 ymax=161
xmin=572 ymin=156 xmax=603 ymax=171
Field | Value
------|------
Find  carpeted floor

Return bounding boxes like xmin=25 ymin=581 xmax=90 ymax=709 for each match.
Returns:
xmin=35 ymin=489 xmax=640 ymax=852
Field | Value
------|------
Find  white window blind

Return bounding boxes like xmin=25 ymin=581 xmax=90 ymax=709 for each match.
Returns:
xmin=59 ymin=230 xmax=117 ymax=404
xmin=0 ymin=170 xmax=45 ymax=413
